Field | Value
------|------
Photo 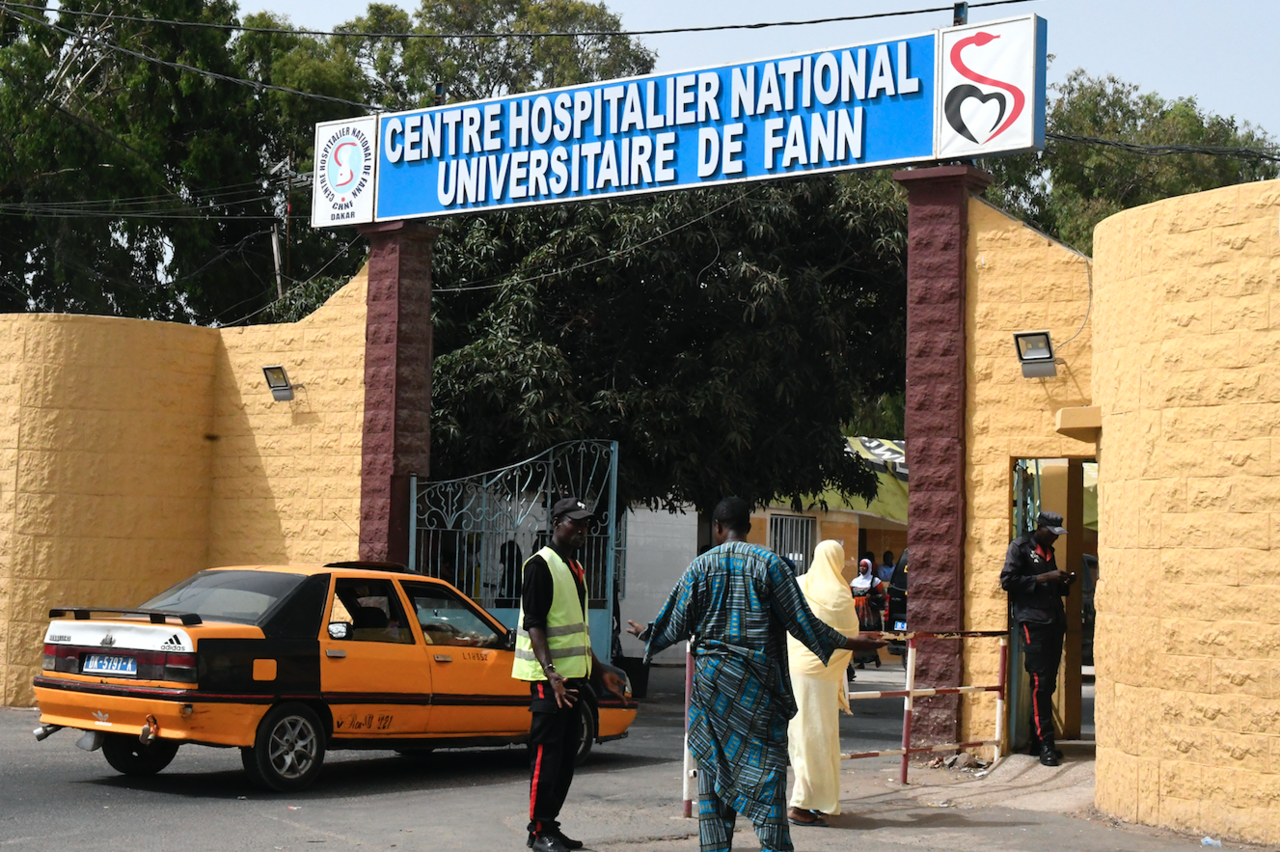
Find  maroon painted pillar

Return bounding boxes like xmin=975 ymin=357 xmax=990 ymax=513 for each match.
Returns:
xmin=892 ymin=165 xmax=992 ymax=748
xmin=356 ymin=220 xmax=441 ymax=564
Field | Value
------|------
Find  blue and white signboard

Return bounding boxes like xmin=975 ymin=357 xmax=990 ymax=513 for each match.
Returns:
xmin=311 ymin=15 xmax=1046 ymax=227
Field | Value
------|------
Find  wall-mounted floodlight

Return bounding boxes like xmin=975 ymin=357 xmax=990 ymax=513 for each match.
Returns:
xmin=1013 ymin=331 xmax=1057 ymax=378
xmin=263 ymin=366 xmax=297 ymax=401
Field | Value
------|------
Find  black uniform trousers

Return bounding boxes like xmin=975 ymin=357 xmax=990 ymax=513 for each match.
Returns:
xmin=1019 ymin=621 xmax=1064 ymax=748
xmin=527 ymin=679 xmax=586 ymax=836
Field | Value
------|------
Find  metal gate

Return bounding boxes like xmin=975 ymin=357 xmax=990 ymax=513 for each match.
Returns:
xmin=409 ymin=440 xmax=625 ymax=657
xmin=768 ymin=514 xmax=816 ymax=573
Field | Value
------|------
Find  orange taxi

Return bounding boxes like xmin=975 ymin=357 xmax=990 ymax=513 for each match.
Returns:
xmin=33 ymin=562 xmax=637 ymax=791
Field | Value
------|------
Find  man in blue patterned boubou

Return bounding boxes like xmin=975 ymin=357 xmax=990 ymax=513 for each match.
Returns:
xmin=628 ymin=497 xmax=884 ymax=852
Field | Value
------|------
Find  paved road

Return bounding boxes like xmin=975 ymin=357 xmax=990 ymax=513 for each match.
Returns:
xmin=0 ymin=663 xmax=1208 ymax=852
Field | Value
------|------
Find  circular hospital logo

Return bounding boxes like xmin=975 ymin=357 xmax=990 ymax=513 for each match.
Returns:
xmin=317 ymin=125 xmax=373 ymax=206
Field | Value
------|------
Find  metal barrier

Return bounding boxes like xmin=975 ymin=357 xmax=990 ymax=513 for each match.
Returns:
xmin=844 ymin=630 xmax=1009 ymax=784
xmin=679 ymin=629 xmax=1010 ymax=815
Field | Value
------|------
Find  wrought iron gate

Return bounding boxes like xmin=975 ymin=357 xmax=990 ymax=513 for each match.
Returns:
xmin=409 ymin=440 xmax=625 ymax=656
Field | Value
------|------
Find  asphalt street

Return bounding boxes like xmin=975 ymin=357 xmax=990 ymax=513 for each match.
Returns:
xmin=0 ymin=663 xmax=1228 ymax=852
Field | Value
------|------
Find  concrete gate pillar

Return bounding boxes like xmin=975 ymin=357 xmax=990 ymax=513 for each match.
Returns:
xmin=892 ymin=165 xmax=992 ymax=747
xmin=356 ymin=220 xmax=441 ymax=564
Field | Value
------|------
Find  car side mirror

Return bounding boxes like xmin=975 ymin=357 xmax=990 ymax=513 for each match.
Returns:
xmin=505 ymin=630 xmax=517 ymax=651
xmin=328 ymin=622 xmax=353 ymax=640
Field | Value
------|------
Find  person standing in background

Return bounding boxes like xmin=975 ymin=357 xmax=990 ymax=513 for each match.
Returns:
xmin=999 ymin=510 xmax=1075 ymax=767
xmin=877 ymin=551 xmax=896 ymax=584
xmin=785 ymin=540 xmax=860 ymax=827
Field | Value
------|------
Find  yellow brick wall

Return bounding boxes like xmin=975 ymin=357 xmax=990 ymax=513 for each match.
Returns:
xmin=960 ymin=199 xmax=1096 ymax=745
xmin=0 ymin=315 xmax=220 ymax=705
xmin=209 ymin=268 xmax=367 ymax=566
xmin=0 ymin=270 xmax=368 ymax=706
xmin=1091 ymin=180 xmax=1280 ymax=845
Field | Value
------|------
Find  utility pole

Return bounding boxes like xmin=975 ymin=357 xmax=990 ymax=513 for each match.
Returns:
xmin=285 ymin=148 xmax=293 ymax=281
xmin=271 ymin=224 xmax=285 ymax=300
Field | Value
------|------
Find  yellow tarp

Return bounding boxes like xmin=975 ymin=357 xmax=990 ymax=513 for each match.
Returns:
xmin=817 ymin=438 xmax=909 ymax=525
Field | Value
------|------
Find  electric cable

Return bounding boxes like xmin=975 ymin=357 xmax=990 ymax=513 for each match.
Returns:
xmin=1 ymin=1 xmax=1036 ymax=40
xmin=1047 ymin=132 xmax=1279 ymax=163
xmin=432 ymin=189 xmax=752 ymax=293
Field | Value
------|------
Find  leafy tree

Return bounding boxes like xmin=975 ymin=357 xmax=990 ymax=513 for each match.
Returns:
xmin=982 ymin=70 xmax=1278 ymax=255
xmin=428 ymin=173 xmax=906 ymax=511
xmin=335 ymin=0 xmax=655 ymax=112
xmin=0 ymin=1 xmax=366 ymax=322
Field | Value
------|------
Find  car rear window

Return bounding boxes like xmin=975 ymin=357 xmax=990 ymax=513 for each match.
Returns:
xmin=139 ymin=570 xmax=307 ymax=625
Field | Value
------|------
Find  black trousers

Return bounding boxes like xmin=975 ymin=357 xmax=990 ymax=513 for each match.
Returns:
xmin=527 ymin=680 xmax=585 ymax=835
xmin=1019 ymin=621 xmax=1064 ymax=747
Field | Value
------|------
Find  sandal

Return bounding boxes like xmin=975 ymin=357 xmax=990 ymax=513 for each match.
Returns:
xmin=787 ymin=808 xmax=829 ymax=827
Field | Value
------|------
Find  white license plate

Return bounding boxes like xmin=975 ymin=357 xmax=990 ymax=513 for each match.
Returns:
xmin=83 ymin=654 xmax=137 ymax=676
xmin=893 ymin=621 xmax=907 ymax=631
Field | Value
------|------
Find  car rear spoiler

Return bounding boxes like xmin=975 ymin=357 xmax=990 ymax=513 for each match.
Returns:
xmin=48 ymin=607 xmax=203 ymax=626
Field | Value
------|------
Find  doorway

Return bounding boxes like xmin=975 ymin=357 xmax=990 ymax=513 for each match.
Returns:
xmin=1007 ymin=457 xmax=1098 ymax=750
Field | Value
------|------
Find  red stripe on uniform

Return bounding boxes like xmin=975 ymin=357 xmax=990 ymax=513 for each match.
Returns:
xmin=530 ymin=743 xmax=544 ymax=820
xmin=1031 ymin=673 xmax=1043 ymax=739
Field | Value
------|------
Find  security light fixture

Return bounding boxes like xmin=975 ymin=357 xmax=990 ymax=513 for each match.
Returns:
xmin=263 ymin=365 xmax=296 ymax=401
xmin=1013 ymin=331 xmax=1057 ymax=378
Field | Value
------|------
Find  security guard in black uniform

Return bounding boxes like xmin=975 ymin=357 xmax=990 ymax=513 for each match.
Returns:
xmin=1000 ymin=510 xmax=1075 ymax=766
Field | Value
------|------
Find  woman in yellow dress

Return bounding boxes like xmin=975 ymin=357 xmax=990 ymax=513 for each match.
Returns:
xmin=786 ymin=540 xmax=860 ymax=826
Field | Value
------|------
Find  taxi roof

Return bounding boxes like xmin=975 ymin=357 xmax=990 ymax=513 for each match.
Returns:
xmin=207 ymin=563 xmax=446 ymax=583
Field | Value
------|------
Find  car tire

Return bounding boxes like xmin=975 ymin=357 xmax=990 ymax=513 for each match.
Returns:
xmin=574 ymin=700 xmax=596 ymax=766
xmin=242 ymin=703 xmax=326 ymax=792
xmin=101 ymin=734 xmax=179 ymax=776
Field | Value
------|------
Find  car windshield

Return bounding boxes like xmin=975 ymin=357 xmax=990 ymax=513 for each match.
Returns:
xmin=139 ymin=570 xmax=306 ymax=624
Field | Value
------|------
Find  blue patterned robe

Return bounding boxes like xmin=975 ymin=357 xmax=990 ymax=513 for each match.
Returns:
xmin=643 ymin=541 xmax=846 ymax=839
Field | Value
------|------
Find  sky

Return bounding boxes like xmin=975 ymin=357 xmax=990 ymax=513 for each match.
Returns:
xmin=240 ymin=0 xmax=1279 ymax=134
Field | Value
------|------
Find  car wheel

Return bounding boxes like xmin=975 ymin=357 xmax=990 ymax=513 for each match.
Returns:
xmin=242 ymin=703 xmax=326 ymax=792
xmin=101 ymin=734 xmax=179 ymax=776
xmin=574 ymin=700 xmax=596 ymax=766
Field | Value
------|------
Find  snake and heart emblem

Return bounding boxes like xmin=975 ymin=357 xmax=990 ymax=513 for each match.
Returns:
xmin=944 ymin=32 xmax=1026 ymax=145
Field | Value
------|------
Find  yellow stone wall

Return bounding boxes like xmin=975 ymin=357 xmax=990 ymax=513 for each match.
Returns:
xmin=210 ymin=268 xmax=367 ymax=567
xmin=960 ymin=199 xmax=1096 ymax=744
xmin=1091 ymin=180 xmax=1280 ymax=845
xmin=0 ymin=271 xmax=367 ymax=705
xmin=0 ymin=316 xmax=219 ymax=705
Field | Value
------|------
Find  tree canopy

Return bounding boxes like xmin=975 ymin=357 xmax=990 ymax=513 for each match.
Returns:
xmin=428 ymin=173 xmax=905 ymax=511
xmin=4 ymin=4 xmax=1278 ymax=512
xmin=983 ymin=70 xmax=1278 ymax=255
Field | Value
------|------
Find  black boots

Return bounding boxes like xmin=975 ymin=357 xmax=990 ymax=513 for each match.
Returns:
xmin=1038 ymin=743 xmax=1062 ymax=766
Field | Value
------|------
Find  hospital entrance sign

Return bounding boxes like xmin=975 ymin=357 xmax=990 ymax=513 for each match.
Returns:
xmin=312 ymin=15 xmax=1046 ymax=227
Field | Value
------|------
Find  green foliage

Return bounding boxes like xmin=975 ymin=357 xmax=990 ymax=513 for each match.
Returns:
xmin=983 ymin=70 xmax=1278 ymax=255
xmin=843 ymin=392 xmax=904 ymax=441
xmin=0 ymin=0 xmax=367 ymax=322
xmin=429 ymin=172 xmax=906 ymax=511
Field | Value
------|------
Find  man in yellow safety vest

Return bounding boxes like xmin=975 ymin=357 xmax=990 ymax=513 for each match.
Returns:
xmin=513 ymin=496 xmax=626 ymax=852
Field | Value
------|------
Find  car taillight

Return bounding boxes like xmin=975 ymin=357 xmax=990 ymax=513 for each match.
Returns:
xmin=163 ymin=652 xmax=197 ymax=684
xmin=134 ymin=650 xmax=196 ymax=683
xmin=43 ymin=644 xmax=79 ymax=673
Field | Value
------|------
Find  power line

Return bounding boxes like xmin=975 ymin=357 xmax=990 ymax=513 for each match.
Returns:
xmin=433 ymin=190 xmax=752 ymax=294
xmin=3 ymin=6 xmax=377 ymax=110
xmin=1 ymin=0 xmax=1036 ymax=40
xmin=1047 ymin=132 xmax=1280 ymax=163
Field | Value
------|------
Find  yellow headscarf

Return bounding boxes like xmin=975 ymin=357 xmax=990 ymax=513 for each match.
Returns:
xmin=787 ymin=540 xmax=859 ymax=703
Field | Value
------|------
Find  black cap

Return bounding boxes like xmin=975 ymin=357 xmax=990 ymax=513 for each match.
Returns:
xmin=1036 ymin=511 xmax=1068 ymax=536
xmin=551 ymin=496 xmax=593 ymax=521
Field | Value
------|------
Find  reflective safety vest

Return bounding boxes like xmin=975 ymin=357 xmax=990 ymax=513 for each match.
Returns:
xmin=512 ymin=546 xmax=592 ymax=681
